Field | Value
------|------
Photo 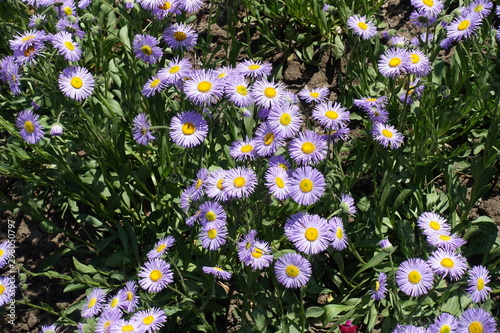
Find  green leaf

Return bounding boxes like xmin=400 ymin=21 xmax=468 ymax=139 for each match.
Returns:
xmin=73 ymin=257 xmax=98 ymax=274
xmin=351 ymin=251 xmax=389 ymax=281
xmin=305 ymin=306 xmax=325 ymax=318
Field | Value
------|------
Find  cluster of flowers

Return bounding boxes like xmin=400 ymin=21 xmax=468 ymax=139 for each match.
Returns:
xmin=367 ymin=212 xmax=496 ymax=332
xmin=0 ymin=241 xmax=16 ymax=307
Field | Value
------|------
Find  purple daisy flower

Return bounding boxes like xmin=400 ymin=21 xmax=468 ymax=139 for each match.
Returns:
xmin=50 ymin=31 xmax=82 ymax=61
xmin=189 ymin=168 xmax=209 ymax=201
xmin=254 ymin=121 xmax=286 ymax=157
xmin=0 ymin=276 xmax=14 ymax=307
xmin=16 ymin=110 xmax=44 ymax=144
xmin=312 ymin=101 xmax=350 ymax=130
xmin=329 ymin=217 xmax=349 ymax=250
xmin=142 ymin=75 xmax=167 ymax=97
xmin=131 ymin=307 xmax=167 ymax=332
xmin=427 ymin=313 xmax=458 ymax=333
xmin=204 ymin=169 xmax=229 ymax=202
xmin=396 ymin=258 xmax=434 ymax=297
xmin=49 ymin=123 xmax=64 ymax=136
xmin=0 ymin=241 xmax=14 ymax=269
xmin=371 ymin=123 xmax=404 ymax=149
xmin=288 ymin=130 xmax=328 ymax=166
xmin=399 ymin=79 xmax=425 ymax=105
xmin=347 ymin=15 xmax=378 ymax=40
xmin=223 ymin=166 xmax=258 ymax=199
xmin=379 ymin=239 xmax=393 ymax=251
xmin=163 ymin=23 xmax=198 ymax=51
xmin=265 ymin=165 xmax=291 ymax=200
xmin=133 ymin=34 xmax=163 ymax=64
xmin=289 ymin=166 xmax=326 ymax=206
xmin=297 ymin=86 xmax=329 ymax=104
xmin=236 ymin=59 xmax=272 ymax=78
xmin=274 ymin=253 xmax=312 ymax=288
xmin=81 ymin=288 xmax=106 ymax=318
xmin=378 ymin=48 xmax=411 ymax=78
xmin=223 ymin=75 xmax=253 ymax=107
xmin=338 ymin=193 xmax=357 ymax=215
xmin=202 ymin=266 xmax=232 ymax=280
xmin=58 ymin=66 xmax=95 ymax=101
xmin=199 ymin=201 xmax=226 ymax=225
xmin=136 ymin=0 xmax=164 ymax=10
xmin=151 ymin=0 xmax=182 ymax=19
xmin=103 ymin=291 xmax=127 ymax=315
xmin=230 ymin=137 xmax=258 ymax=161
xmin=55 ymin=18 xmax=85 ymax=39
xmin=466 ymin=265 xmax=492 ymax=303
xmin=267 ymin=104 xmax=303 ymax=139
xmin=410 ymin=0 xmax=444 ymax=17
xmin=1 ymin=56 xmax=22 ymax=95
xmin=237 ymin=229 xmax=258 ymax=262
xmin=109 ymin=319 xmax=145 ymax=333
xmin=9 ymin=29 xmax=47 ymax=53
xmin=446 ymin=12 xmax=482 ymax=41
xmin=169 ymin=111 xmax=208 ymax=148
xmin=147 ymin=236 xmax=176 ymax=260
xmin=407 ymin=50 xmax=431 ymax=76
xmin=426 ymin=232 xmax=467 ymax=250
xmin=353 ymin=96 xmax=388 ymax=112
xmin=250 ymin=79 xmax=287 ymax=109
xmin=428 ymin=248 xmax=467 ymax=280
xmin=138 ymin=258 xmax=174 ymax=293
xmin=122 ymin=281 xmax=139 ymax=313
xmin=457 ymin=308 xmax=497 ymax=333
xmin=132 ymin=113 xmax=155 ymax=145
xmin=199 ymin=220 xmax=227 ymax=251
xmin=96 ymin=311 xmax=121 ymax=333
xmin=246 ymin=240 xmax=273 ymax=270
xmin=417 ymin=212 xmax=451 ymax=236
xmin=287 ymin=213 xmax=332 ymax=255
xmin=269 ymin=155 xmax=292 ymax=170
xmin=183 ymin=69 xmax=223 ymax=105
xmin=179 ymin=0 xmax=204 ymax=13
xmin=409 ymin=9 xmax=437 ymax=28
xmin=389 ymin=36 xmax=409 ymax=47
xmin=157 ymin=57 xmax=192 ymax=86
xmin=464 ymin=0 xmax=493 ymax=18
xmin=369 ymin=272 xmax=388 ymax=300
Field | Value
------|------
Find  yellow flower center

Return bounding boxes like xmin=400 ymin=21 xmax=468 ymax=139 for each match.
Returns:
xmin=126 ymin=291 xmax=133 ymax=301
xmin=104 ymin=321 xmax=112 ymax=329
xmin=304 ymin=227 xmax=319 ymax=241
xmin=275 ymin=177 xmax=285 ymax=188
xmin=159 ymin=1 xmax=171 ymax=9
xmin=63 ymin=41 xmax=75 ymax=51
xmin=410 ymin=53 xmax=420 ymax=64
xmin=357 ymin=22 xmax=368 ymax=30
xmin=336 ymin=227 xmax=343 ymax=239
xmin=366 ymin=98 xmax=377 ymax=102
xmin=252 ymin=248 xmax=263 ymax=258
xmin=207 ymin=228 xmax=217 ymax=239
xmin=195 ymin=179 xmax=203 ymax=189
xmin=150 ymin=78 xmax=161 ymax=88
xmin=325 ymin=110 xmax=338 ymax=119
xmin=205 ymin=211 xmax=216 ymax=221
xmin=280 ymin=113 xmax=291 ymax=126
xmin=468 ymin=322 xmax=483 ymax=333
xmin=285 ymin=265 xmax=300 ymax=278
xmin=389 ymin=57 xmax=402 ymax=67
xmin=474 ymin=5 xmax=483 ymax=12
xmin=439 ymin=235 xmax=451 ymax=241
xmin=0 ymin=249 xmax=3 ymax=257
xmin=87 ymin=297 xmax=97 ymax=308
xmin=181 ymin=122 xmax=196 ymax=135
xmin=217 ymin=72 xmax=227 ymax=79
xmin=429 ymin=221 xmax=441 ymax=230
xmin=440 ymin=258 xmax=454 ymax=268
xmin=233 ymin=176 xmax=246 ymax=188
xmin=0 ymin=285 xmax=4 ymax=295
xmin=439 ymin=325 xmax=451 ymax=333
xmin=169 ymin=65 xmax=180 ymax=74
xmin=310 ymin=92 xmax=319 ymax=98
xmin=150 ymin=269 xmax=162 ymax=282
xmin=422 ymin=0 xmax=434 ymax=7
xmin=375 ymin=281 xmax=380 ymax=291
xmin=216 ymin=178 xmax=224 ymax=190
xmin=22 ymin=35 xmax=35 ymax=42
xmin=263 ymin=87 xmax=277 ymax=98
xmin=197 ymin=81 xmax=212 ymax=93
xmin=141 ymin=45 xmax=153 ymax=55
xmin=143 ymin=315 xmax=155 ymax=325
xmin=248 ymin=64 xmax=260 ymax=70
xmin=122 ymin=325 xmax=134 ymax=332
xmin=236 ymin=85 xmax=248 ymax=96
xmin=381 ymin=129 xmax=393 ymax=138
xmin=301 ymin=142 xmax=315 ymax=154
xmin=299 ymin=179 xmax=313 ymax=193
xmin=24 ymin=121 xmax=35 ymax=133
xmin=70 ymin=77 xmax=83 ymax=89
xmin=110 ymin=298 xmax=119 ymax=308
xmin=156 ymin=244 xmax=167 ymax=252
xmin=63 ymin=6 xmax=73 ymax=16
xmin=477 ymin=278 xmax=485 ymax=290
xmin=408 ymin=270 xmax=421 ymax=284
xmin=458 ymin=20 xmax=470 ymax=31
xmin=278 ymin=163 xmax=288 ymax=170
xmin=264 ymin=132 xmax=274 ymax=146
xmin=173 ymin=31 xmax=187 ymax=41
xmin=241 ymin=144 xmax=253 ymax=153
